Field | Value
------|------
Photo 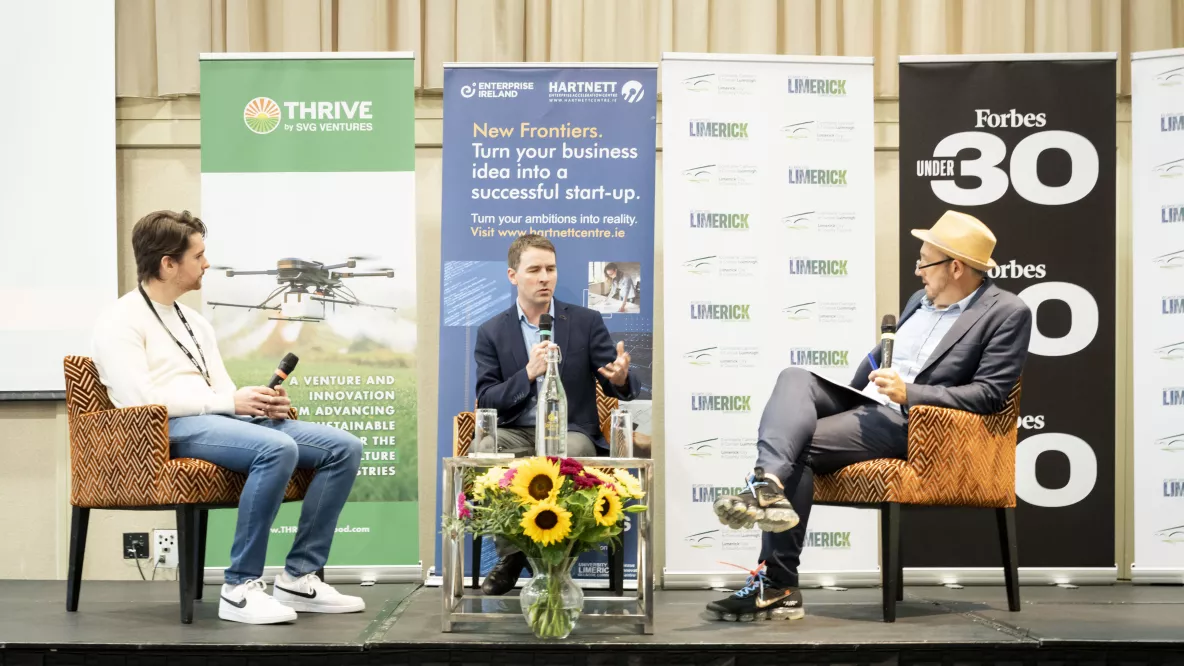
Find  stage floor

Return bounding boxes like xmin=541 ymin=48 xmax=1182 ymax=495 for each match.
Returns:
xmin=2 ymin=580 xmax=1182 ymax=664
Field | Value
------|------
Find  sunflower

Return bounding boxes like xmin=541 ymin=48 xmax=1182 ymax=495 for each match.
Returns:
xmin=509 ymin=457 xmax=561 ymax=504
xmin=521 ymin=501 xmax=572 ymax=546
xmin=593 ymin=486 xmax=623 ymax=527
xmin=612 ymin=468 xmax=645 ymax=499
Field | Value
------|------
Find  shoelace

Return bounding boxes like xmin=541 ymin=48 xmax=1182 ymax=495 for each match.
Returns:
xmin=240 ymin=579 xmax=269 ymax=599
xmin=720 ymin=560 xmax=770 ymax=599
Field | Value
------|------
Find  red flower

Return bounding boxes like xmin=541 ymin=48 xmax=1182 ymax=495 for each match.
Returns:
xmin=558 ymin=458 xmax=584 ymax=476
xmin=457 ymin=492 xmax=472 ymax=520
xmin=572 ymin=473 xmax=599 ymax=490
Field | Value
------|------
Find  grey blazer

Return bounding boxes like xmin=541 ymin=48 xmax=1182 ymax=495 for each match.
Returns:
xmin=849 ymin=279 xmax=1033 ymax=415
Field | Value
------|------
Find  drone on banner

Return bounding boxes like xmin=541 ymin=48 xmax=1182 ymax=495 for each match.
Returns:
xmin=207 ymin=257 xmax=397 ymax=323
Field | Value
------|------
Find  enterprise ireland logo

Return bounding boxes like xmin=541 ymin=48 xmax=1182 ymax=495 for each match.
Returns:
xmin=244 ymin=97 xmax=281 ymax=134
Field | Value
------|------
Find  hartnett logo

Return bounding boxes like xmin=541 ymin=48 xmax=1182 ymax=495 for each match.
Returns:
xmin=621 ymin=81 xmax=645 ymax=103
xmin=244 ymin=97 xmax=281 ymax=134
xmin=460 ymin=84 xmax=476 ymax=98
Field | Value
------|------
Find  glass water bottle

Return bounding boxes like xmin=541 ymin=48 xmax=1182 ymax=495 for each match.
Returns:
xmin=535 ymin=346 xmax=567 ymax=456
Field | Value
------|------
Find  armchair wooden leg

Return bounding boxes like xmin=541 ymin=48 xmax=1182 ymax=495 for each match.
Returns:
xmin=195 ymin=509 xmax=208 ymax=601
xmin=996 ymin=507 xmax=1020 ymax=612
xmin=176 ymin=506 xmax=197 ymax=624
xmin=608 ymin=543 xmax=624 ymax=596
xmin=897 ymin=559 xmax=904 ymax=602
xmin=471 ymin=535 xmax=483 ymax=590
xmin=880 ymin=502 xmax=900 ymax=623
xmin=66 ymin=507 xmax=90 ymax=612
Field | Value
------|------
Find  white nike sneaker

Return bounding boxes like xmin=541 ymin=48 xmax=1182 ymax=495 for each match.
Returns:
xmin=272 ymin=571 xmax=366 ymax=613
xmin=218 ymin=579 xmax=298 ymax=624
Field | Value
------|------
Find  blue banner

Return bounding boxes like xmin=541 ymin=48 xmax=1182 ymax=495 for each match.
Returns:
xmin=435 ymin=66 xmax=657 ymax=582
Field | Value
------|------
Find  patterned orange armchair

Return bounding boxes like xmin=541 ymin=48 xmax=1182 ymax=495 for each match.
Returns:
xmin=451 ymin=382 xmax=630 ymax=594
xmin=63 ymin=356 xmax=316 ymax=624
xmin=814 ymin=381 xmax=1023 ymax=622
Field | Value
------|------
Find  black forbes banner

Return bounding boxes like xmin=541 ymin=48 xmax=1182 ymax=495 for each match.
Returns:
xmin=898 ymin=55 xmax=1116 ymax=574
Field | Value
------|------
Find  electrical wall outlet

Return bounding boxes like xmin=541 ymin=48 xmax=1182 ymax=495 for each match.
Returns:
xmin=123 ymin=532 xmax=149 ymax=559
xmin=154 ymin=529 xmax=178 ymax=569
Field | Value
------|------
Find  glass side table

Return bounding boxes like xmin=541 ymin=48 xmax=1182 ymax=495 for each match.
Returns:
xmin=440 ymin=456 xmax=654 ymax=635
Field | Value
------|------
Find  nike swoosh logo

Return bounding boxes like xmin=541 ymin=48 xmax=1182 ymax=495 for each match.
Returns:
xmin=275 ymin=585 xmax=317 ymax=599
xmin=220 ymin=595 xmax=247 ymax=608
xmin=754 ymin=591 xmax=792 ymax=609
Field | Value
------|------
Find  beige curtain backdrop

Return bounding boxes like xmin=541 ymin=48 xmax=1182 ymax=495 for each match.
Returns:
xmin=117 ymin=0 xmax=1184 ymax=99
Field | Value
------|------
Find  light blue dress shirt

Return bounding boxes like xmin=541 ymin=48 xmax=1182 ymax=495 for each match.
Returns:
xmin=861 ymin=284 xmax=982 ymax=410
xmin=516 ymin=299 xmax=555 ymax=426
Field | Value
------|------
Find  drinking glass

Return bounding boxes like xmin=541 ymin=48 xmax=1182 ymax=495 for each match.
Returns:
xmin=473 ymin=408 xmax=499 ymax=455
xmin=609 ymin=409 xmax=633 ymax=458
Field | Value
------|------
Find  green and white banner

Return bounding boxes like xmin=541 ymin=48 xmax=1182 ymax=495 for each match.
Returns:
xmin=199 ymin=53 xmax=418 ymax=574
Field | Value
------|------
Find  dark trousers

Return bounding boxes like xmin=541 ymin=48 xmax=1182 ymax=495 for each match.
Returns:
xmin=755 ymin=368 xmax=909 ymax=587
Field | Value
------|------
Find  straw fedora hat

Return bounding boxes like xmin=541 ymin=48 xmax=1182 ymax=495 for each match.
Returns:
xmin=910 ymin=211 xmax=997 ymax=272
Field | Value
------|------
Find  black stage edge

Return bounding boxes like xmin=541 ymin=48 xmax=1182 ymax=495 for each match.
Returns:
xmin=2 ymin=581 xmax=1183 ymax=665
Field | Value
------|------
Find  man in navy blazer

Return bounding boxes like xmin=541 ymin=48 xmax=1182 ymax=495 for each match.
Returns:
xmin=472 ymin=234 xmax=638 ymax=594
xmin=707 ymin=211 xmax=1033 ymax=622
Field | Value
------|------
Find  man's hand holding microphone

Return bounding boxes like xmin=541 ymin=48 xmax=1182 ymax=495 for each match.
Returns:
xmin=235 ymin=353 xmax=299 ymax=419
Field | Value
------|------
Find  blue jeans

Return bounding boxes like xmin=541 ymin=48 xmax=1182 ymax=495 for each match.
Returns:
xmin=168 ymin=415 xmax=363 ymax=585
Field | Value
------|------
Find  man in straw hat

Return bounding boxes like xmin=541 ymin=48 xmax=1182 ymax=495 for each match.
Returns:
xmin=706 ymin=210 xmax=1033 ymax=622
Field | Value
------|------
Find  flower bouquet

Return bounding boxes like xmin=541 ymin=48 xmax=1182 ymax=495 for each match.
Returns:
xmin=443 ymin=456 xmax=647 ymax=639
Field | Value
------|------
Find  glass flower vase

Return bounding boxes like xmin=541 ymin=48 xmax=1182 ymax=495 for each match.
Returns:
xmin=520 ymin=557 xmax=583 ymax=639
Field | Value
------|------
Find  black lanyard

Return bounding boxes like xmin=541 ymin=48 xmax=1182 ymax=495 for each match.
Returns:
xmin=138 ymin=284 xmax=212 ymax=387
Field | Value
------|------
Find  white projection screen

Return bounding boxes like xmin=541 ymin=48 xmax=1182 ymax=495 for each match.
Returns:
xmin=0 ymin=0 xmax=116 ymax=397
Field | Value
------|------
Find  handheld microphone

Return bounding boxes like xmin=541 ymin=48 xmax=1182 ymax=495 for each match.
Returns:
xmin=538 ymin=314 xmax=554 ymax=342
xmin=267 ymin=353 xmax=300 ymax=389
xmin=880 ymin=315 xmax=896 ymax=370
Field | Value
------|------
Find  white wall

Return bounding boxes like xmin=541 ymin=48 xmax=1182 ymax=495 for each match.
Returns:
xmin=0 ymin=0 xmax=117 ymax=394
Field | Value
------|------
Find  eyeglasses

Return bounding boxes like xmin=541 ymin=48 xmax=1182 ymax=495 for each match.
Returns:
xmin=916 ymin=258 xmax=954 ymax=270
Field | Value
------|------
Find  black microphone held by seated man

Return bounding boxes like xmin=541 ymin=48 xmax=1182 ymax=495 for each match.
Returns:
xmin=267 ymin=353 xmax=300 ymax=389
xmin=880 ymin=315 xmax=896 ymax=369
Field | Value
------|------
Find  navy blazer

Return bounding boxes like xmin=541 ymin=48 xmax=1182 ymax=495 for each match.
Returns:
xmin=850 ymin=279 xmax=1033 ymax=415
xmin=474 ymin=299 xmax=639 ymax=444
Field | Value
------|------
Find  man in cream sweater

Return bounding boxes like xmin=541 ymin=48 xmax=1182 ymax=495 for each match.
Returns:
xmin=92 ymin=210 xmax=365 ymax=625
